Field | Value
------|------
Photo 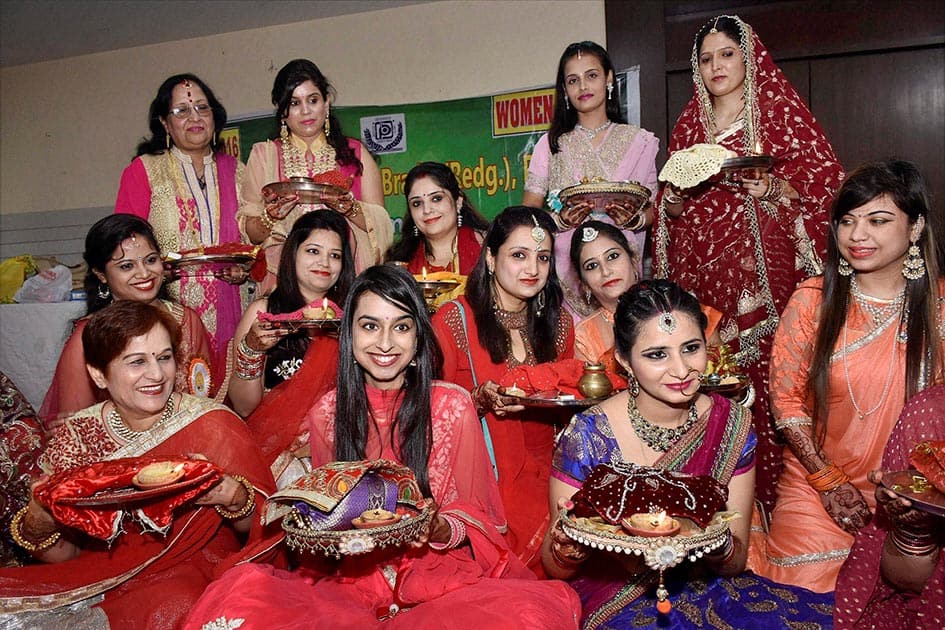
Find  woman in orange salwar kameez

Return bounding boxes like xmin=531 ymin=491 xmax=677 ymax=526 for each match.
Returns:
xmin=749 ymin=159 xmax=944 ymax=592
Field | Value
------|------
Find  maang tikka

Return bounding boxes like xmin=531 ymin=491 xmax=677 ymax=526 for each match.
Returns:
xmin=657 ymin=311 xmax=677 ymax=334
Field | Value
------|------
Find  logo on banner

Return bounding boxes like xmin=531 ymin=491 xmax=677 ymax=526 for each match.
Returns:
xmin=492 ymin=88 xmax=555 ymax=137
xmin=361 ymin=114 xmax=406 ymax=154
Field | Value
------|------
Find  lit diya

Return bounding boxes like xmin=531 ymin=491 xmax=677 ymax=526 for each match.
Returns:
xmin=132 ymin=461 xmax=186 ymax=489
xmin=351 ymin=508 xmax=402 ymax=529
xmin=621 ymin=510 xmax=681 ymax=538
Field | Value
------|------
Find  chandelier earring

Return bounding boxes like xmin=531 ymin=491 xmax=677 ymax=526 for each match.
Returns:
xmin=98 ymin=283 xmax=111 ymax=300
xmin=280 ymin=120 xmax=289 ymax=143
xmin=324 ymin=105 xmax=331 ymax=136
xmin=628 ymin=374 xmax=640 ymax=398
xmin=457 ymin=212 xmax=463 ymax=228
xmin=585 ymin=290 xmax=592 ymax=306
xmin=413 ymin=225 xmax=419 ymax=237
xmin=607 ymin=83 xmax=614 ymax=100
xmin=837 ymin=257 xmax=853 ymax=277
xmin=564 ymin=94 xmax=569 ymax=110
xmin=902 ymin=240 xmax=926 ymax=280
xmin=535 ymin=289 xmax=546 ymax=317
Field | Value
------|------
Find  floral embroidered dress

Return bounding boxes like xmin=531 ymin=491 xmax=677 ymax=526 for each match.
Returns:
xmin=39 ymin=300 xmax=215 ymax=432
xmin=181 ymin=382 xmax=582 ymax=630
xmin=652 ymin=17 xmax=845 ymax=512
xmin=238 ymin=137 xmax=393 ymax=289
xmin=525 ymin=125 xmax=658 ymax=319
xmin=0 ymin=394 xmax=276 ymax=629
xmin=115 ymin=148 xmax=245 ymax=360
xmin=554 ymin=394 xmax=832 ymax=629
xmin=749 ymin=277 xmax=945 ymax=592
xmin=835 ymin=384 xmax=945 ymax=629
xmin=432 ymin=297 xmax=574 ymax=571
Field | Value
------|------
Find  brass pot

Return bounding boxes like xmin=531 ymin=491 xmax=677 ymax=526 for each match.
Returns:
xmin=577 ymin=362 xmax=613 ymax=399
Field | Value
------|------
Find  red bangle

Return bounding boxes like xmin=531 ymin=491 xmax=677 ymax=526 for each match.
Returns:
xmin=806 ymin=463 xmax=850 ymax=493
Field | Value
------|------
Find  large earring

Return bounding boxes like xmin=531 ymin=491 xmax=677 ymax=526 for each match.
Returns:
xmin=535 ymin=290 xmax=546 ymax=317
xmin=457 ymin=212 xmax=463 ymax=228
xmin=165 ymin=134 xmax=170 ymax=150
xmin=607 ymin=83 xmax=614 ymax=100
xmin=902 ymin=241 xmax=926 ymax=280
xmin=585 ymin=290 xmax=592 ymax=306
xmin=564 ymin=94 xmax=569 ymax=110
xmin=413 ymin=225 xmax=419 ymax=237
xmin=837 ymin=257 xmax=853 ymax=277
xmin=628 ymin=374 xmax=640 ymax=398
xmin=280 ymin=120 xmax=289 ymax=142
xmin=324 ymin=105 xmax=331 ymax=136
xmin=98 ymin=283 xmax=111 ymax=300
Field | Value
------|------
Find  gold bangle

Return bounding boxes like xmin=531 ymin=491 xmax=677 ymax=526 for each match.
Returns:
xmin=214 ymin=475 xmax=256 ymax=520
xmin=10 ymin=506 xmax=61 ymax=553
xmin=260 ymin=210 xmax=276 ymax=232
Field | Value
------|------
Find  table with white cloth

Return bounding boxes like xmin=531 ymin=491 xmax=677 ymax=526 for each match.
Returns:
xmin=0 ymin=301 xmax=86 ymax=410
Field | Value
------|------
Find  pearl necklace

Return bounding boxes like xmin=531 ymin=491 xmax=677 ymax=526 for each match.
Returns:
xmin=106 ymin=396 xmax=176 ymax=443
xmin=842 ymin=295 xmax=902 ymax=420
xmin=627 ymin=395 xmax=699 ymax=452
xmin=575 ymin=120 xmax=613 ymax=139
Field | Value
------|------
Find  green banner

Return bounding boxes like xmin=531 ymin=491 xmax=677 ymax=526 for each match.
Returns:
xmin=226 ymin=88 xmax=557 ymax=227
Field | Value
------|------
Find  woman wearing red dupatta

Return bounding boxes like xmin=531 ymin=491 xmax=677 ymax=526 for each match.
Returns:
xmin=543 ymin=280 xmax=832 ymax=629
xmin=835 ymin=385 xmax=945 ymax=629
xmin=432 ymin=207 xmax=574 ymax=572
xmin=0 ymin=302 xmax=275 ymax=629
xmin=183 ymin=266 xmax=581 ymax=629
xmin=652 ymin=15 xmax=844 ymax=512
xmin=115 ymin=73 xmax=246 ymax=361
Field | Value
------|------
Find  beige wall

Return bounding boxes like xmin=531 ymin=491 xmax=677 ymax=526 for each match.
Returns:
xmin=0 ymin=0 xmax=605 ymax=216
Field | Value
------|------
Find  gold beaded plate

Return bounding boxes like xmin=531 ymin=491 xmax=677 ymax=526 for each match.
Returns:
xmin=503 ymin=389 xmax=607 ymax=409
xmin=881 ymin=470 xmax=945 ymax=517
xmin=699 ymin=374 xmax=751 ymax=397
xmin=560 ymin=509 xmax=735 ymax=570
xmin=719 ymin=155 xmax=774 ymax=179
xmin=281 ymin=504 xmax=434 ymax=558
xmin=264 ymin=318 xmax=341 ymax=332
xmin=262 ymin=180 xmax=346 ymax=204
xmin=558 ymin=180 xmax=651 ymax=215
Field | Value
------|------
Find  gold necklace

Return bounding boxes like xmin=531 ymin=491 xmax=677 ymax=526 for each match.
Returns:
xmin=106 ymin=395 xmax=176 ymax=443
xmin=281 ymin=135 xmax=337 ymax=179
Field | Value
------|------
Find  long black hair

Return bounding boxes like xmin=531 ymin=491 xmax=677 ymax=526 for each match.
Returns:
xmin=334 ymin=265 xmax=441 ymax=496
xmin=386 ymin=161 xmax=490 ymax=263
xmin=271 ymin=59 xmax=360 ymax=173
xmin=569 ymin=219 xmax=639 ymax=308
xmin=134 ymin=73 xmax=227 ymax=157
xmin=547 ymin=41 xmax=624 ymax=154
xmin=466 ymin=206 xmax=563 ymax=363
xmin=267 ymin=210 xmax=355 ymax=361
xmin=82 ymin=214 xmax=170 ymax=314
xmin=810 ymin=159 xmax=942 ymax=444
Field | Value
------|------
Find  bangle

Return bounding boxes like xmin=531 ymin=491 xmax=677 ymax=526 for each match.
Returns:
xmin=235 ymin=338 xmax=265 ymax=380
xmin=550 ymin=542 xmax=585 ymax=570
xmin=806 ymin=463 xmax=850 ymax=493
xmin=429 ymin=513 xmax=467 ymax=550
xmin=663 ymin=190 xmax=684 ymax=205
xmin=891 ymin=526 xmax=937 ymax=556
xmin=260 ymin=210 xmax=276 ymax=232
xmin=706 ymin=531 xmax=736 ymax=564
xmin=10 ymin=506 xmax=61 ymax=553
xmin=346 ymin=199 xmax=361 ymax=218
xmin=214 ymin=475 xmax=256 ymax=520
xmin=760 ymin=177 xmax=785 ymax=203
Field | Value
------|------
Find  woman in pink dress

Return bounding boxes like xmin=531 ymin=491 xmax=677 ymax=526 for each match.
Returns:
xmin=523 ymin=41 xmax=658 ymax=321
xmin=115 ymin=73 xmax=244 ymax=360
xmin=182 ymin=265 xmax=581 ymax=629
xmin=239 ymin=59 xmax=393 ymax=288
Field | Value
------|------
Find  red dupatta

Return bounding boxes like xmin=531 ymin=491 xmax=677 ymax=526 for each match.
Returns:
xmin=405 ymin=226 xmax=483 ymax=275
xmin=0 ymin=396 xmax=276 ymax=627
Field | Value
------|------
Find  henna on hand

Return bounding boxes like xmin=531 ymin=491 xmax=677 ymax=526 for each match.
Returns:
xmin=821 ymin=481 xmax=871 ymax=533
xmin=780 ymin=425 xmax=828 ymax=473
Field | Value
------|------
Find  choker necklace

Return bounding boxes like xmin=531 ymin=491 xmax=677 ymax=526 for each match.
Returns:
xmin=575 ymin=120 xmax=612 ymax=139
xmin=849 ymin=276 xmax=905 ymax=328
xmin=106 ymin=395 xmax=176 ymax=443
xmin=627 ymin=395 xmax=699 ymax=452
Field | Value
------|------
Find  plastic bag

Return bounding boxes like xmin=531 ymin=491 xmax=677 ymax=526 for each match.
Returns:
xmin=13 ymin=264 xmax=74 ymax=303
xmin=0 ymin=255 xmax=36 ymax=303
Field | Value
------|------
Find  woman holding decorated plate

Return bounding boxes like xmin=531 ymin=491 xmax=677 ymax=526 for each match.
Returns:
xmin=183 ymin=265 xmax=581 ymax=629
xmin=239 ymin=59 xmax=393 ymax=290
xmin=0 ymin=301 xmax=275 ymax=628
xmin=227 ymin=210 xmax=354 ymax=419
xmin=522 ymin=41 xmax=658 ymax=320
xmin=115 ymin=73 xmax=247 ymax=359
xmin=653 ymin=15 xmax=845 ymax=512
xmin=40 ymin=214 xmax=216 ymax=432
xmin=749 ymin=159 xmax=944 ymax=593
xmin=544 ymin=279 xmax=832 ymax=627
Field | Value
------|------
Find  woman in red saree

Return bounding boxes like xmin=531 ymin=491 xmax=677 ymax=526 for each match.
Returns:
xmin=115 ymin=73 xmax=246 ymax=360
xmin=652 ymin=15 xmax=845 ymax=512
xmin=183 ymin=265 xmax=581 ymax=629
xmin=432 ymin=207 xmax=574 ymax=572
xmin=749 ymin=160 xmax=944 ymax=592
xmin=835 ymin=385 xmax=945 ymax=629
xmin=0 ymin=301 xmax=275 ymax=629
xmin=40 ymin=215 xmax=216 ymax=432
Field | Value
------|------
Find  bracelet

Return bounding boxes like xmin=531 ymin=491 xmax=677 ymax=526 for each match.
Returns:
xmin=663 ymin=190 xmax=684 ymax=205
xmin=806 ymin=463 xmax=850 ymax=493
xmin=891 ymin=526 xmax=938 ymax=556
xmin=623 ymin=210 xmax=647 ymax=231
xmin=260 ymin=210 xmax=277 ymax=232
xmin=346 ymin=200 xmax=361 ymax=218
xmin=550 ymin=542 xmax=585 ymax=570
xmin=429 ymin=513 xmax=467 ymax=550
xmin=706 ymin=531 xmax=736 ymax=564
xmin=235 ymin=338 xmax=265 ymax=380
xmin=10 ymin=506 xmax=61 ymax=553
xmin=214 ymin=475 xmax=256 ymax=520
xmin=760 ymin=176 xmax=785 ymax=203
